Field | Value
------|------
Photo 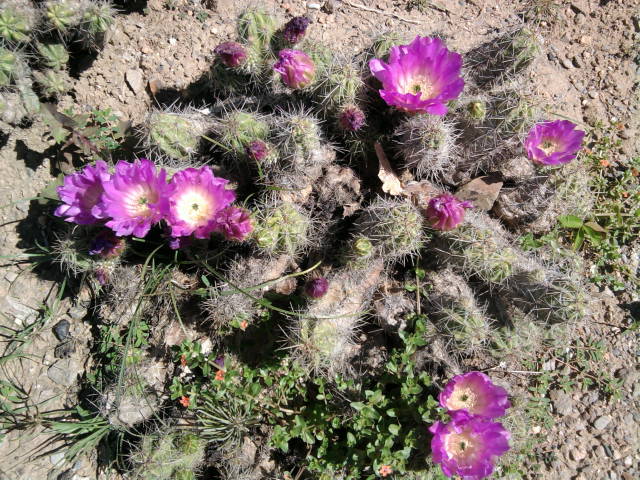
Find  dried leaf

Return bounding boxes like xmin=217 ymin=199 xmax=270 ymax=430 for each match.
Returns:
xmin=375 ymin=142 xmax=403 ymax=196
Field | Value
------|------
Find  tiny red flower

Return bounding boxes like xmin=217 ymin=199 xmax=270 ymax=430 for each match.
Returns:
xmin=179 ymin=396 xmax=190 ymax=408
xmin=239 ymin=320 xmax=249 ymax=331
xmin=379 ymin=465 xmax=393 ymax=477
xmin=215 ymin=369 xmax=225 ymax=381
xmin=180 ymin=354 xmax=187 ymax=367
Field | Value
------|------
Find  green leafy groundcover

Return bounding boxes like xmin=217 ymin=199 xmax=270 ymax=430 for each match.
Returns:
xmin=172 ymin=316 xmax=446 ymax=479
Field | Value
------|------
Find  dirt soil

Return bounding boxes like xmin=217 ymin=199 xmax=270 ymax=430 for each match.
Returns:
xmin=0 ymin=0 xmax=638 ymax=479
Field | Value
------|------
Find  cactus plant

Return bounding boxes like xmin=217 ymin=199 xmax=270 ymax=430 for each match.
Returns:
xmin=394 ymin=114 xmax=458 ymax=181
xmin=44 ymin=0 xmax=83 ymax=34
xmin=37 ymin=43 xmax=70 ymax=70
xmin=33 ymin=69 xmax=71 ymax=98
xmin=251 ymin=200 xmax=313 ymax=257
xmin=196 ymin=394 xmax=259 ymax=447
xmin=351 ymin=197 xmax=426 ymax=264
xmin=213 ymin=109 xmax=270 ymax=157
xmin=0 ymin=48 xmax=19 ymax=86
xmin=469 ymin=28 xmax=541 ymax=86
xmin=0 ymin=2 xmax=37 ymax=45
xmin=425 ymin=269 xmax=493 ymax=356
xmin=144 ymin=109 xmax=210 ymax=163
xmin=79 ymin=1 xmax=116 ymax=49
xmin=130 ymin=430 xmax=205 ymax=480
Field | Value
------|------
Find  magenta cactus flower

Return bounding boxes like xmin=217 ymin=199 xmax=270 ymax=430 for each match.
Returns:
xmin=430 ymin=411 xmax=510 ymax=480
xmin=166 ymin=166 xmax=236 ymax=240
xmin=369 ymin=36 xmax=464 ymax=115
xmin=214 ymin=41 xmax=247 ymax=68
xmin=54 ymin=160 xmax=111 ymax=225
xmin=283 ymin=16 xmax=310 ymax=44
xmin=96 ymin=158 xmax=173 ymax=238
xmin=305 ymin=277 xmax=329 ymax=298
xmin=439 ymin=372 xmax=511 ymax=419
xmin=524 ymin=120 xmax=585 ymax=166
xmin=338 ymin=105 xmax=366 ymax=132
xmin=274 ymin=49 xmax=315 ymax=89
xmin=215 ymin=205 xmax=253 ymax=241
xmin=426 ymin=194 xmax=473 ymax=231
xmin=89 ymin=230 xmax=126 ymax=258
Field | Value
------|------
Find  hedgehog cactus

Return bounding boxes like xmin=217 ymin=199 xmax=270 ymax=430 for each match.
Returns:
xmin=79 ymin=1 xmax=116 ymax=49
xmin=425 ymin=269 xmax=492 ymax=356
xmin=470 ymin=28 xmax=541 ymax=86
xmin=130 ymin=430 xmax=205 ymax=480
xmin=0 ymin=2 xmax=37 ymax=45
xmin=215 ymin=110 xmax=269 ymax=157
xmin=146 ymin=110 xmax=209 ymax=162
xmin=351 ymin=198 xmax=425 ymax=264
xmin=395 ymin=115 xmax=458 ymax=181
xmin=294 ymin=259 xmax=385 ymax=375
xmin=251 ymin=200 xmax=312 ymax=257
xmin=37 ymin=43 xmax=70 ymax=70
xmin=366 ymin=31 xmax=408 ymax=62
xmin=0 ymin=48 xmax=19 ymax=86
xmin=45 ymin=0 xmax=82 ymax=33
xmin=34 ymin=69 xmax=71 ymax=98
xmin=314 ymin=59 xmax=363 ymax=112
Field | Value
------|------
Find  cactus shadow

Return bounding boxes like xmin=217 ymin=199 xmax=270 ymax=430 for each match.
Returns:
xmin=15 ymin=139 xmax=58 ymax=171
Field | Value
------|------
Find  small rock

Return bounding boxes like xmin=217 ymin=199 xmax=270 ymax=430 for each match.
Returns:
xmin=593 ymin=415 xmax=612 ymax=430
xmin=542 ymin=359 xmax=556 ymax=371
xmin=322 ymin=0 xmax=335 ymax=13
xmin=455 ymin=174 xmax=503 ymax=211
xmin=4 ymin=271 xmax=18 ymax=282
xmin=47 ymin=359 xmax=81 ymax=387
xmin=561 ymin=58 xmax=574 ymax=69
xmin=550 ymin=389 xmax=574 ymax=416
xmin=125 ymin=69 xmax=144 ymax=94
xmin=67 ymin=305 xmax=87 ymax=321
xmin=50 ymin=451 xmax=66 ymax=467
xmin=582 ymin=390 xmax=598 ymax=406
xmin=53 ymin=319 xmax=70 ymax=341
xmin=54 ymin=340 xmax=76 ymax=359
xmin=570 ymin=446 xmax=587 ymax=462
xmin=307 ymin=2 xmax=321 ymax=9
xmin=623 ymin=456 xmax=633 ymax=467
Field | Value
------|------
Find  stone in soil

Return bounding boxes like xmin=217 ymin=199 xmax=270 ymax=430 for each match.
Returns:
xmin=455 ymin=174 xmax=503 ymax=211
xmin=593 ymin=415 xmax=612 ymax=430
xmin=47 ymin=359 xmax=82 ymax=387
xmin=53 ymin=319 xmax=70 ymax=341
xmin=550 ymin=389 xmax=575 ymax=416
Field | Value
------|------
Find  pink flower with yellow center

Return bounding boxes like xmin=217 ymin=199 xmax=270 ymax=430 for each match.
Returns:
xmin=439 ymin=372 xmax=510 ymax=419
xmin=96 ymin=158 xmax=173 ymax=238
xmin=55 ymin=160 xmax=111 ymax=225
xmin=524 ymin=120 xmax=585 ymax=166
xmin=430 ymin=411 xmax=510 ymax=479
xmin=166 ymin=166 xmax=235 ymax=239
xmin=369 ymin=36 xmax=464 ymax=115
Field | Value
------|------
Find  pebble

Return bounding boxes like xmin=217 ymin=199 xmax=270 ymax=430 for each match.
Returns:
xmin=561 ymin=58 xmax=574 ymax=69
xmin=50 ymin=452 xmax=65 ymax=467
xmin=593 ymin=415 xmax=612 ymax=430
xmin=307 ymin=2 xmax=321 ymax=9
xmin=550 ymin=389 xmax=574 ymax=416
xmin=570 ymin=446 xmax=587 ymax=462
xmin=623 ymin=456 xmax=633 ymax=467
xmin=125 ymin=69 xmax=144 ymax=94
xmin=4 ymin=271 xmax=18 ymax=282
xmin=53 ymin=319 xmax=70 ymax=341
xmin=47 ymin=359 xmax=81 ymax=387
xmin=67 ymin=305 xmax=87 ymax=321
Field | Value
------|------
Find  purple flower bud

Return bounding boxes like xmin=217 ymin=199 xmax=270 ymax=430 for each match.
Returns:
xmin=168 ymin=236 xmax=192 ymax=250
xmin=274 ymin=49 xmax=315 ymax=89
xmin=214 ymin=41 xmax=247 ymax=68
xmin=94 ymin=268 xmax=108 ymax=286
xmin=215 ymin=206 xmax=253 ymax=241
xmin=283 ymin=16 xmax=310 ymax=44
xmin=305 ymin=277 xmax=329 ymax=298
xmin=338 ymin=105 xmax=366 ymax=132
xmin=246 ymin=139 xmax=269 ymax=162
xmin=89 ymin=229 xmax=125 ymax=258
xmin=426 ymin=194 xmax=473 ymax=231
xmin=214 ymin=355 xmax=225 ymax=367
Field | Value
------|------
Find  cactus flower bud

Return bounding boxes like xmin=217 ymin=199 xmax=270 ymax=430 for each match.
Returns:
xmin=215 ymin=206 xmax=253 ymax=241
xmin=89 ymin=230 xmax=125 ymax=258
xmin=305 ymin=277 xmax=329 ymax=298
xmin=338 ymin=105 xmax=366 ymax=132
xmin=246 ymin=139 xmax=268 ymax=161
xmin=468 ymin=101 xmax=486 ymax=120
xmin=283 ymin=16 xmax=310 ymax=44
xmin=426 ymin=194 xmax=473 ymax=231
xmin=274 ymin=49 xmax=315 ymax=89
xmin=214 ymin=41 xmax=247 ymax=68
